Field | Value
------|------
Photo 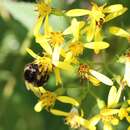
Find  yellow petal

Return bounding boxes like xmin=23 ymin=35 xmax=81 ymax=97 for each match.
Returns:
xmin=103 ymin=123 xmax=112 ymax=130
xmin=64 ymin=52 xmax=73 ymax=63
xmin=114 ymin=86 xmax=122 ymax=105
xmin=54 ymin=68 xmax=62 ymax=85
xmin=66 ymin=9 xmax=90 ymax=17
xmin=86 ymin=19 xmax=95 ymax=42
xmin=124 ymin=61 xmax=130 ymax=87
xmin=34 ymin=101 xmax=43 ymax=112
xmin=84 ymin=41 xmax=109 ymax=54
xmin=127 ymin=107 xmax=130 ymax=112
xmin=105 ymin=7 xmax=127 ymax=22
xmin=34 ymin=16 xmax=43 ymax=37
xmin=108 ymin=86 xmax=117 ymax=106
xmin=26 ymin=48 xmax=40 ymax=59
xmin=71 ymin=18 xmax=80 ymax=40
xmin=101 ymin=109 xmax=119 ymax=116
xmin=52 ymin=45 xmax=61 ymax=65
xmin=44 ymin=15 xmax=53 ymax=35
xmin=109 ymin=26 xmax=130 ymax=38
xmin=83 ymin=119 xmax=96 ymax=130
xmin=111 ymin=118 xmax=119 ymax=125
xmin=126 ymin=116 xmax=130 ymax=123
xmin=56 ymin=61 xmax=73 ymax=71
xmin=63 ymin=27 xmax=71 ymax=35
xmin=89 ymin=69 xmax=113 ymax=86
xmin=94 ymin=28 xmax=103 ymax=41
xmin=57 ymin=96 xmax=79 ymax=107
xmin=108 ymin=86 xmax=122 ymax=106
xmin=25 ymin=82 xmax=46 ymax=97
xmin=127 ymin=126 xmax=130 ymax=130
xmin=80 ymin=108 xmax=84 ymax=117
xmin=87 ymin=75 xmax=100 ymax=86
xmin=97 ymin=98 xmax=106 ymax=109
xmin=50 ymin=109 xmax=69 ymax=116
xmin=128 ymin=100 xmax=130 ymax=105
xmin=89 ymin=115 xmax=100 ymax=126
xmin=46 ymin=0 xmax=51 ymax=4
xmin=103 ymin=4 xmax=123 ymax=13
xmin=36 ymin=36 xmax=52 ymax=55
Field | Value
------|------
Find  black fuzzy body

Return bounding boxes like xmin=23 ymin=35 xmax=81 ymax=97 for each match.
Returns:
xmin=24 ymin=63 xmax=49 ymax=87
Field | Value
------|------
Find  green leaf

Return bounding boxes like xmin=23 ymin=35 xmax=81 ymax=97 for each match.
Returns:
xmin=3 ymin=1 xmax=37 ymax=29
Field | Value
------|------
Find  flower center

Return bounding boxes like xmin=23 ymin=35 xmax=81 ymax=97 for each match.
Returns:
xmin=100 ymin=109 xmax=116 ymax=123
xmin=78 ymin=64 xmax=89 ymax=79
xmin=65 ymin=112 xmax=80 ymax=128
xmin=36 ymin=2 xmax=52 ymax=17
xmin=35 ymin=56 xmax=53 ymax=72
xmin=49 ymin=32 xmax=64 ymax=46
xmin=128 ymin=36 xmax=130 ymax=43
xmin=69 ymin=41 xmax=84 ymax=56
xmin=40 ymin=91 xmax=56 ymax=109
xmin=118 ymin=108 xmax=128 ymax=120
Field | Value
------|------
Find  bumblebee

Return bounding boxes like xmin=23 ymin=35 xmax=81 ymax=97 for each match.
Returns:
xmin=24 ymin=63 xmax=50 ymax=87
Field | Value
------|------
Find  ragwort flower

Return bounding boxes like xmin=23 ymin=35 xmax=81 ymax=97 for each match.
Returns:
xmin=26 ymin=46 xmax=73 ymax=85
xmin=50 ymin=107 xmax=96 ymax=130
xmin=78 ymin=64 xmax=113 ymax=86
xmin=34 ymin=89 xmax=80 ymax=112
xmin=63 ymin=18 xmax=85 ymax=57
xmin=64 ymin=18 xmax=109 ymax=54
xmin=66 ymin=3 xmax=127 ymax=42
xmin=109 ymin=26 xmax=130 ymax=42
xmin=90 ymin=86 xmax=122 ymax=130
xmin=122 ymin=51 xmax=130 ymax=87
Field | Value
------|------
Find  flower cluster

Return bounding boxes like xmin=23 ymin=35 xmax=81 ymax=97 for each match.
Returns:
xmin=23 ymin=1 xmax=130 ymax=130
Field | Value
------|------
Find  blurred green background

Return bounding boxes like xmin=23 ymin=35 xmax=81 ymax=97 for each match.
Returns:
xmin=0 ymin=0 xmax=130 ymax=130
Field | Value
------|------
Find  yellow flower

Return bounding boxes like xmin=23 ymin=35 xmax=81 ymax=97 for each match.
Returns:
xmin=123 ymin=51 xmax=130 ymax=87
xmin=63 ymin=18 xmax=85 ymax=56
xmin=118 ymin=107 xmax=130 ymax=122
xmin=91 ymin=85 xmax=122 ymax=130
xmin=26 ymin=47 xmax=73 ymax=85
xmin=64 ymin=18 xmax=85 ymax=42
xmin=36 ymin=0 xmax=52 ymax=17
xmin=34 ymin=15 xmax=65 ymax=48
xmin=66 ymin=3 xmax=127 ymax=42
xmin=109 ymin=26 xmax=130 ymax=42
xmin=99 ymin=108 xmax=119 ymax=130
xmin=78 ymin=64 xmax=113 ymax=86
xmin=84 ymin=41 xmax=110 ymax=54
xmin=69 ymin=41 xmax=84 ymax=56
xmin=34 ymin=90 xmax=80 ymax=112
xmin=128 ymin=126 xmax=130 ymax=130
xmin=91 ymin=108 xmax=119 ymax=130
xmin=34 ymin=0 xmax=52 ymax=37
xmin=107 ymin=86 xmax=122 ymax=107
xmin=50 ymin=107 xmax=96 ymax=130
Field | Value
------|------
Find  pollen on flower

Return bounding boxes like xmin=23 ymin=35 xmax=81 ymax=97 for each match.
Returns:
xmin=35 ymin=57 xmax=53 ymax=72
xmin=36 ymin=2 xmax=52 ymax=17
xmin=118 ymin=108 xmax=128 ymax=120
xmin=49 ymin=32 xmax=64 ymax=46
xmin=40 ymin=91 xmax=56 ymax=109
xmin=78 ymin=64 xmax=89 ymax=78
xmin=127 ymin=36 xmax=130 ymax=42
xmin=65 ymin=112 xmax=80 ymax=128
xmin=69 ymin=41 xmax=84 ymax=56
xmin=100 ymin=109 xmax=118 ymax=124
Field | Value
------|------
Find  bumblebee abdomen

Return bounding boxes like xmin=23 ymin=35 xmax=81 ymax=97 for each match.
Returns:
xmin=24 ymin=64 xmax=39 ymax=83
xmin=24 ymin=63 xmax=50 ymax=87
